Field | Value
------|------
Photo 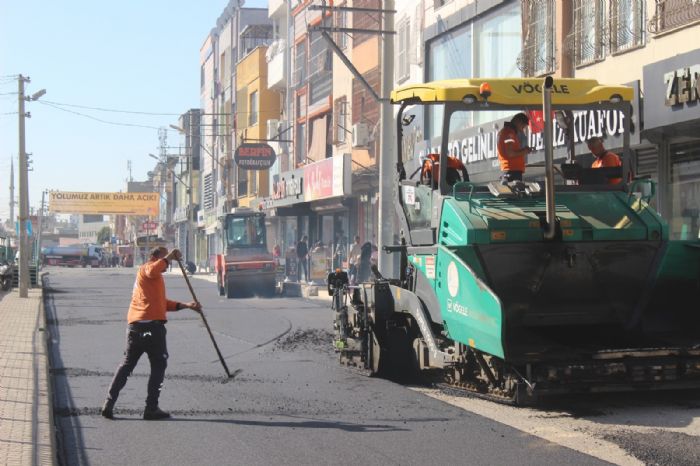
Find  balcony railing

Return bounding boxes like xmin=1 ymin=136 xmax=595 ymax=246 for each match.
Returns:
xmin=648 ymin=0 xmax=700 ymax=34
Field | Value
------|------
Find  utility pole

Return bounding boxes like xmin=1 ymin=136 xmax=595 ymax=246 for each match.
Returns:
xmin=9 ymin=157 xmax=15 ymax=228
xmin=36 ymin=190 xmax=46 ymax=269
xmin=378 ymin=1 xmax=395 ymax=276
xmin=18 ymin=75 xmax=30 ymax=297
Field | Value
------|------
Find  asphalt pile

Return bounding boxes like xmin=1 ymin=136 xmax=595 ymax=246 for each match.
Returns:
xmin=273 ymin=328 xmax=333 ymax=352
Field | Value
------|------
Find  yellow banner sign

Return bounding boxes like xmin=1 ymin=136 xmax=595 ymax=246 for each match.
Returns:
xmin=48 ymin=191 xmax=160 ymax=216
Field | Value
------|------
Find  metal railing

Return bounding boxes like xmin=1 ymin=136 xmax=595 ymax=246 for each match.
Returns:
xmin=518 ymin=0 xmax=557 ymax=76
xmin=648 ymin=0 xmax=700 ymax=34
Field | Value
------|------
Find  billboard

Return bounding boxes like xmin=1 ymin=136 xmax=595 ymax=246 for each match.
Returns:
xmin=49 ymin=191 xmax=160 ymax=216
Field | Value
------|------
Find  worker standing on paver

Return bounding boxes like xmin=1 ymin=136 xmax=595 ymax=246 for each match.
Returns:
xmin=101 ymin=246 xmax=201 ymax=420
xmin=497 ymin=112 xmax=535 ymax=184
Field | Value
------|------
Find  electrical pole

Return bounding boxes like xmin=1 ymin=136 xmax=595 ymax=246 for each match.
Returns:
xmin=37 ymin=190 xmax=46 ymax=269
xmin=9 ymin=157 xmax=15 ymax=229
xmin=18 ymin=75 xmax=30 ymax=297
xmin=378 ymin=1 xmax=395 ymax=276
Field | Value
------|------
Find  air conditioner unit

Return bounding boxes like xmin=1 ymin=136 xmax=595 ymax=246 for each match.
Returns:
xmin=352 ymin=123 xmax=369 ymax=147
xmin=267 ymin=119 xmax=280 ymax=140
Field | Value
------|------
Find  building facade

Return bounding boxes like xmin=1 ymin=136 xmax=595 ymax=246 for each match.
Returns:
xmin=197 ymin=3 xmax=270 ymax=271
xmin=558 ymin=0 xmax=700 ymax=240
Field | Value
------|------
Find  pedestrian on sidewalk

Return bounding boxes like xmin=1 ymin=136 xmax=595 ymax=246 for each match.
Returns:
xmin=348 ymin=235 xmax=361 ymax=283
xmin=296 ymin=235 xmax=309 ymax=283
xmin=101 ymin=246 xmax=201 ymax=420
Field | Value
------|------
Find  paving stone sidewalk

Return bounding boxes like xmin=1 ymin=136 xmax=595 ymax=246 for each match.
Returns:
xmin=0 ymin=288 xmax=55 ymax=466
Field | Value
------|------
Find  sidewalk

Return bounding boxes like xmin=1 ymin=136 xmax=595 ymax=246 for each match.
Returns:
xmin=0 ymin=287 xmax=55 ymax=466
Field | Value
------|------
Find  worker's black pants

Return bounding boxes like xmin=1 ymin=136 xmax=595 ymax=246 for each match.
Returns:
xmin=501 ymin=170 xmax=523 ymax=184
xmin=106 ymin=321 xmax=168 ymax=409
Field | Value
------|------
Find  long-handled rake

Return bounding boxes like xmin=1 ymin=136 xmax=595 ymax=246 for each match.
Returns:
xmin=176 ymin=259 xmax=232 ymax=378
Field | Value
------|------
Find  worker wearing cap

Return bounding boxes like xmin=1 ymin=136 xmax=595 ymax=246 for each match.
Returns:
xmin=587 ymin=136 xmax=622 ymax=184
xmin=497 ymin=113 xmax=535 ymax=184
xmin=101 ymin=246 xmax=201 ymax=420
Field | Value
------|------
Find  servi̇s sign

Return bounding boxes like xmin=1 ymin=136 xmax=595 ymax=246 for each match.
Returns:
xmin=234 ymin=143 xmax=277 ymax=170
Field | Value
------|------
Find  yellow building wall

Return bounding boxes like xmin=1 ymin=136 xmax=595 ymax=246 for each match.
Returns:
xmin=236 ymin=47 xmax=282 ymax=204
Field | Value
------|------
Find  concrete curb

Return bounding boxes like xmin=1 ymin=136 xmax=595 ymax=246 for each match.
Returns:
xmin=39 ymin=272 xmax=57 ymax=466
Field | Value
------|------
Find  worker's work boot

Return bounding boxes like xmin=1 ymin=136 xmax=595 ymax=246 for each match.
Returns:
xmin=143 ymin=406 xmax=171 ymax=420
xmin=101 ymin=399 xmax=115 ymax=419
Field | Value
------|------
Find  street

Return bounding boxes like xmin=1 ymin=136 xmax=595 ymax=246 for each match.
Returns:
xmin=44 ymin=267 xmax=700 ymax=466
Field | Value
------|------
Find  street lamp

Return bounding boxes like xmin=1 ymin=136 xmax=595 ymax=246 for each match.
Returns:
xmin=17 ymin=76 xmax=45 ymax=298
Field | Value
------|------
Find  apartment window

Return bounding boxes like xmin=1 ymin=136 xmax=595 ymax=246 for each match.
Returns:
xmin=203 ymin=173 xmax=214 ymax=210
xmin=520 ymin=0 xmax=556 ymax=76
xmin=296 ymin=122 xmax=307 ymax=165
xmin=570 ymin=0 xmax=606 ymax=66
xmin=610 ymin=0 xmax=645 ymax=53
xmin=237 ymin=167 xmax=248 ymax=197
xmin=309 ymin=31 xmax=331 ymax=78
xmin=249 ymin=91 xmax=258 ymax=126
xmin=220 ymin=51 xmax=226 ymax=86
xmin=396 ymin=18 xmax=411 ymax=83
xmin=294 ymin=42 xmax=307 ymax=86
xmin=334 ymin=97 xmax=349 ymax=144
xmin=200 ymin=65 xmax=205 ymax=89
xmin=335 ymin=6 xmax=348 ymax=50
xmin=296 ymin=93 xmax=307 ymax=119
xmin=649 ymin=0 xmax=700 ymax=34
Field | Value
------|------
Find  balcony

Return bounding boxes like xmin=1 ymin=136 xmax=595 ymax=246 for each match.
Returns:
xmin=268 ymin=0 xmax=286 ymax=18
xmin=648 ymin=0 xmax=700 ymax=34
xmin=267 ymin=39 xmax=286 ymax=90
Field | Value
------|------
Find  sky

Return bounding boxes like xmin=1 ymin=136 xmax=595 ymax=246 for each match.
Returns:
xmin=0 ymin=0 xmax=268 ymax=223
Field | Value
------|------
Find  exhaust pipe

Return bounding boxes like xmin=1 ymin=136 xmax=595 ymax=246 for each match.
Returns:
xmin=543 ymin=76 xmax=557 ymax=240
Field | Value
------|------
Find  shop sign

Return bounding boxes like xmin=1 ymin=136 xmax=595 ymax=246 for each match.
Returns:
xmin=644 ymin=50 xmax=700 ymax=130
xmin=173 ymin=207 xmax=188 ymax=223
xmin=234 ymin=143 xmax=276 ymax=170
xmin=664 ymin=65 xmax=700 ymax=107
xmin=203 ymin=211 xmax=218 ymax=229
xmin=261 ymin=154 xmax=351 ymax=208
xmin=418 ymin=110 xmax=627 ymax=163
xmin=304 ymin=154 xmax=350 ymax=202
xmin=272 ymin=167 xmax=304 ymax=201
xmin=140 ymin=221 xmax=158 ymax=232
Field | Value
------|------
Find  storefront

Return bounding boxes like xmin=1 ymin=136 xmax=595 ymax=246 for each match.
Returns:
xmin=260 ymin=154 xmax=352 ymax=278
xmin=643 ymin=49 xmax=700 ymax=239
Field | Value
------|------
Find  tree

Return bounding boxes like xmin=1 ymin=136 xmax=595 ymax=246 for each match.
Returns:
xmin=97 ymin=226 xmax=111 ymax=244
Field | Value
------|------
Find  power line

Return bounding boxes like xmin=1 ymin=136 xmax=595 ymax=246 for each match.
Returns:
xmin=37 ymin=101 xmax=165 ymax=130
xmin=39 ymin=99 xmax=182 ymax=116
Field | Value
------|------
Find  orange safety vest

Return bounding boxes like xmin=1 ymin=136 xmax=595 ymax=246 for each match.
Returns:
xmin=421 ymin=154 xmax=467 ymax=184
xmin=592 ymin=151 xmax=622 ymax=185
xmin=497 ymin=123 xmax=526 ymax=172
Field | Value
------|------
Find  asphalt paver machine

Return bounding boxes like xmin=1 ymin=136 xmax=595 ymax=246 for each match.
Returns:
xmin=331 ymin=77 xmax=700 ymax=404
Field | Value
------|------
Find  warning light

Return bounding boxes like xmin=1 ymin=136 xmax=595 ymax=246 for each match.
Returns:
xmin=479 ymin=82 xmax=492 ymax=100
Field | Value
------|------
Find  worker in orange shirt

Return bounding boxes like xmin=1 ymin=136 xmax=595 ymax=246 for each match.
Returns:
xmin=101 ymin=246 xmax=201 ymax=420
xmin=586 ymin=136 xmax=622 ymax=184
xmin=497 ymin=113 xmax=535 ymax=184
